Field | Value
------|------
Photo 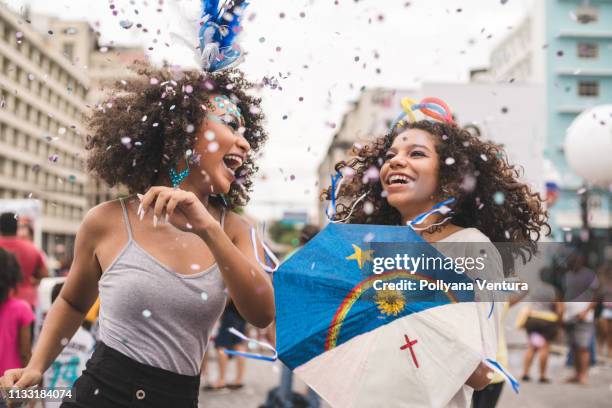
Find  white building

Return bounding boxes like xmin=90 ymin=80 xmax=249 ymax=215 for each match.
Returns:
xmin=487 ymin=1 xmax=546 ymax=83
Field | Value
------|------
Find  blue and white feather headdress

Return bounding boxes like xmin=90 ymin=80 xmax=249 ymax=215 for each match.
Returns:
xmin=169 ymin=0 xmax=250 ymax=72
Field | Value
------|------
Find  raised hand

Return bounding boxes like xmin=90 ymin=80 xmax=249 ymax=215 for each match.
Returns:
xmin=137 ymin=187 xmax=218 ymax=234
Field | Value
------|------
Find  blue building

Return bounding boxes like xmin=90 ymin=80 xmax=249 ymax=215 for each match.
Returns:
xmin=545 ymin=0 xmax=611 ymax=240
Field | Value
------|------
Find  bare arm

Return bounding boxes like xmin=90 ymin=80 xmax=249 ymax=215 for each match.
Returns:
xmin=18 ymin=325 xmax=32 ymax=367
xmin=28 ymin=213 xmax=101 ymax=373
xmin=197 ymin=215 xmax=275 ymax=328
xmin=465 ymin=362 xmax=493 ymax=390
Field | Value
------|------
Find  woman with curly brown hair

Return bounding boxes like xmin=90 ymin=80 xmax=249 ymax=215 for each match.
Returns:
xmin=322 ymin=102 xmax=549 ymax=407
xmin=0 ymin=64 xmax=275 ymax=408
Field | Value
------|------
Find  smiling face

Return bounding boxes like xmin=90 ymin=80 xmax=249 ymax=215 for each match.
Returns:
xmin=190 ymin=94 xmax=250 ymax=194
xmin=380 ymin=128 xmax=440 ymax=216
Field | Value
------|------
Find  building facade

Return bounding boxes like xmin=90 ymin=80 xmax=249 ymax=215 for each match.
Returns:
xmin=488 ymin=0 xmax=546 ymax=83
xmin=0 ymin=5 xmax=90 ymax=253
xmin=545 ymin=0 xmax=612 ymax=234
xmin=0 ymin=5 xmax=144 ymax=254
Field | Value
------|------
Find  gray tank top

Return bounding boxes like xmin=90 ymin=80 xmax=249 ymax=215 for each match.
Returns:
xmin=97 ymin=198 xmax=227 ymax=375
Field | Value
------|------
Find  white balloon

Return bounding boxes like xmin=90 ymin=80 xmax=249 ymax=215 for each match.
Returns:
xmin=564 ymin=105 xmax=612 ymax=187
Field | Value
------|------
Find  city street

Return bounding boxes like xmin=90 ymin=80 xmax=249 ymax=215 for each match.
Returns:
xmin=200 ymin=332 xmax=612 ymax=408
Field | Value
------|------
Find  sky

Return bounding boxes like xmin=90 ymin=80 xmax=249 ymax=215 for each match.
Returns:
xmin=4 ymin=0 xmax=535 ymax=222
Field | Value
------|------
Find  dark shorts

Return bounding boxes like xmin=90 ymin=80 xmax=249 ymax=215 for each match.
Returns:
xmin=565 ymin=322 xmax=595 ymax=349
xmin=215 ymin=304 xmax=247 ymax=349
xmin=525 ymin=317 xmax=558 ymax=341
xmin=60 ymin=342 xmax=199 ymax=408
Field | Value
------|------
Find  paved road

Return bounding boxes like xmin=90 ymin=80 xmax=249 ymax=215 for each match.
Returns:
xmin=199 ymin=342 xmax=612 ymax=408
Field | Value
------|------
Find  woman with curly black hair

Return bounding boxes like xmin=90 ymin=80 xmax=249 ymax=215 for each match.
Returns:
xmin=0 ymin=66 xmax=275 ymax=408
xmin=322 ymin=112 xmax=549 ymax=407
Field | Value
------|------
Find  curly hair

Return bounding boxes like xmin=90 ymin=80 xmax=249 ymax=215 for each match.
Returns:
xmin=86 ymin=64 xmax=267 ymax=209
xmin=0 ymin=248 xmax=22 ymax=303
xmin=322 ymin=120 xmax=550 ymax=272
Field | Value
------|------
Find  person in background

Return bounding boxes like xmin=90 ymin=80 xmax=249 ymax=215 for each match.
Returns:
xmin=0 ymin=248 xmax=35 ymax=377
xmin=205 ymin=300 xmax=248 ymax=391
xmin=561 ymin=252 xmax=599 ymax=385
xmin=43 ymin=283 xmax=96 ymax=408
xmin=0 ymin=213 xmax=49 ymax=310
xmin=596 ymin=262 xmax=612 ymax=358
xmin=520 ymin=268 xmax=560 ymax=383
xmin=17 ymin=222 xmax=34 ymax=242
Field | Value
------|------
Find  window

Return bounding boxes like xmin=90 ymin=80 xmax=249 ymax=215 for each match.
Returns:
xmin=63 ymin=43 xmax=74 ymax=60
xmin=575 ymin=5 xmax=598 ymax=24
xmin=578 ymin=80 xmax=599 ymax=97
xmin=578 ymin=42 xmax=598 ymax=58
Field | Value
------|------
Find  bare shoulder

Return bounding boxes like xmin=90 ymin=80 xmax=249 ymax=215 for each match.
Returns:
xmin=222 ymin=210 xmax=255 ymax=241
xmin=79 ymin=199 xmax=124 ymax=241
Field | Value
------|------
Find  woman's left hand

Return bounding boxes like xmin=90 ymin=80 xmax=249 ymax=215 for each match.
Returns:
xmin=138 ymin=187 xmax=218 ymax=233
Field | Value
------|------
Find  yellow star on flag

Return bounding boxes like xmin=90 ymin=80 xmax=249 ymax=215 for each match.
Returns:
xmin=346 ymin=244 xmax=374 ymax=269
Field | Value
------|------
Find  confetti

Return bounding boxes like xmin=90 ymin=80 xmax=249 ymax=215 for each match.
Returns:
xmin=493 ymin=191 xmax=505 ymax=205
xmin=142 ymin=309 xmax=152 ymax=318
xmin=444 ymin=157 xmax=455 ymax=165
xmin=201 ymin=292 xmax=209 ymax=301
xmin=120 ymin=20 xmax=134 ymax=29
xmin=208 ymin=142 xmax=219 ymax=152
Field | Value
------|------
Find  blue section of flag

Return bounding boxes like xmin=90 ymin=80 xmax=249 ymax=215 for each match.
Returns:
xmin=274 ymin=223 xmax=475 ymax=369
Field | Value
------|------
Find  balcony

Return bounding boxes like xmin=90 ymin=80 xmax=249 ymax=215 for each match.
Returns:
xmin=557 ymin=30 xmax=612 ymax=39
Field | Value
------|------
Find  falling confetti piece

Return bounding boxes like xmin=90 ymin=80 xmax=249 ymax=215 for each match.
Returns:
xmin=142 ymin=309 xmax=152 ymax=318
xmin=120 ymin=20 xmax=134 ymax=29
xmin=493 ymin=191 xmax=505 ymax=205
xmin=191 ymin=264 xmax=200 ymax=270
xmin=121 ymin=137 xmax=131 ymax=146
xmin=141 ymin=115 xmax=147 ymax=122
xmin=480 ymin=154 xmax=488 ymax=161
xmin=209 ymin=142 xmax=219 ymax=152
xmin=186 ymin=124 xmax=195 ymax=133
xmin=49 ymin=154 xmax=59 ymax=163
xmin=60 ymin=338 xmax=69 ymax=346
xmin=201 ymin=292 xmax=209 ymax=301
xmin=445 ymin=157 xmax=455 ymax=165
